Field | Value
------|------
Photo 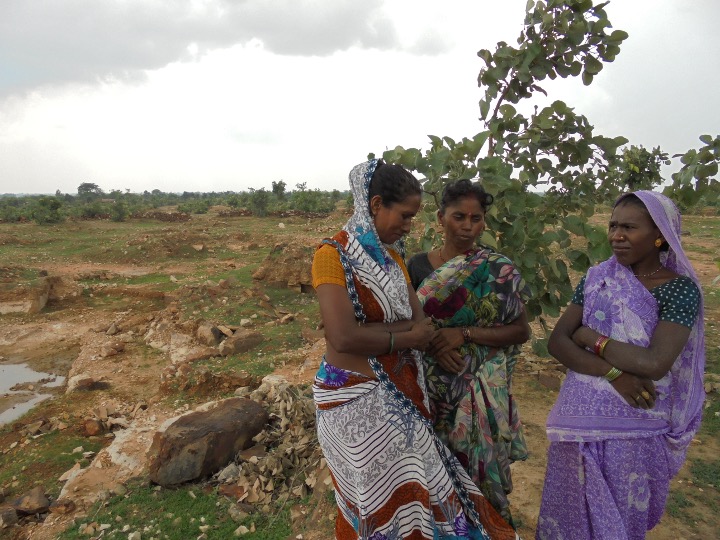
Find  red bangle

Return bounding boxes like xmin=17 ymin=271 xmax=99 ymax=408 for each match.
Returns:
xmin=594 ymin=335 xmax=610 ymax=356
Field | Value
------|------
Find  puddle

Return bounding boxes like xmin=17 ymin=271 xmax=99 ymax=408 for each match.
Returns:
xmin=0 ymin=363 xmax=66 ymax=426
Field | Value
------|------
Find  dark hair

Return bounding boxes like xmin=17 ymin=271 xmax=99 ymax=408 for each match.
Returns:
xmin=613 ymin=194 xmax=669 ymax=251
xmin=439 ymin=179 xmax=494 ymax=214
xmin=367 ymin=160 xmax=422 ymax=211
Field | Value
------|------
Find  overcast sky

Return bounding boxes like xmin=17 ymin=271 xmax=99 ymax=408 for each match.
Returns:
xmin=0 ymin=0 xmax=718 ymax=195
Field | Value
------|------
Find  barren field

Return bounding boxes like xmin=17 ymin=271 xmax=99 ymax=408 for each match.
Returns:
xmin=0 ymin=206 xmax=718 ymax=539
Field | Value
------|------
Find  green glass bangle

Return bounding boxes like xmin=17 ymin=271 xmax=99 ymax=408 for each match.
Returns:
xmin=388 ymin=332 xmax=395 ymax=354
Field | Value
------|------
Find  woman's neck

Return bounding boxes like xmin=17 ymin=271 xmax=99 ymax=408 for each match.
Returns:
xmin=442 ymin=242 xmax=472 ymax=260
xmin=630 ymin=258 xmax=664 ymax=278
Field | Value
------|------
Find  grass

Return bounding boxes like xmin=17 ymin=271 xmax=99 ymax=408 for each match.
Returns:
xmin=690 ymin=459 xmax=720 ymax=488
xmin=699 ymin=398 xmax=720 ymax=438
xmin=0 ymin=431 xmax=105 ymax=498
xmin=58 ymin=482 xmax=293 ymax=540
xmin=666 ymin=490 xmax=694 ymax=519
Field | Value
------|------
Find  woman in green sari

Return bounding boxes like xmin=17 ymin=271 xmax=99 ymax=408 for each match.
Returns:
xmin=407 ymin=179 xmax=531 ymax=527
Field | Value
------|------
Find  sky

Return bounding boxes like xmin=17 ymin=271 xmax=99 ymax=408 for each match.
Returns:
xmin=0 ymin=0 xmax=718 ymax=195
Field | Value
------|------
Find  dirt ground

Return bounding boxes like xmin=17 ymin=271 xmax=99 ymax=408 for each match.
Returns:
xmin=0 ymin=209 xmax=718 ymax=539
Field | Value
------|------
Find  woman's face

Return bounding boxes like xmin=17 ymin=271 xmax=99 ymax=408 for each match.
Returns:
xmin=439 ymin=195 xmax=486 ymax=251
xmin=371 ymin=194 xmax=422 ymax=245
xmin=608 ymin=202 xmax=663 ymax=267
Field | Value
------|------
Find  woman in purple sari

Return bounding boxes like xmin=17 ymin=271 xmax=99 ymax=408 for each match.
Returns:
xmin=536 ymin=191 xmax=705 ymax=540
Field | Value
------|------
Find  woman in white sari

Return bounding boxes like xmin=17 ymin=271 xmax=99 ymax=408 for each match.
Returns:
xmin=312 ymin=159 xmax=517 ymax=540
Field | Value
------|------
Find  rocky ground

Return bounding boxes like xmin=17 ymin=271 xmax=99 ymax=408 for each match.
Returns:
xmin=0 ymin=209 xmax=718 ymax=539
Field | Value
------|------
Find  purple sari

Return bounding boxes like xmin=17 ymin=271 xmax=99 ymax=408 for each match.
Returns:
xmin=537 ymin=191 xmax=705 ymax=540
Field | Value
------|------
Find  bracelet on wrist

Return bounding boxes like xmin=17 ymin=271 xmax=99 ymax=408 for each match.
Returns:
xmin=462 ymin=327 xmax=471 ymax=343
xmin=594 ymin=335 xmax=610 ymax=357
xmin=598 ymin=337 xmax=611 ymax=358
xmin=387 ymin=332 xmax=395 ymax=354
xmin=604 ymin=366 xmax=623 ymax=382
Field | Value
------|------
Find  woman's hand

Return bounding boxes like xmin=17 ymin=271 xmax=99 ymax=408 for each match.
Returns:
xmin=571 ymin=326 xmax=596 ymax=349
xmin=428 ymin=328 xmax=464 ymax=357
xmin=610 ymin=372 xmax=657 ymax=409
xmin=408 ymin=318 xmax=436 ymax=351
xmin=435 ymin=349 xmax=466 ymax=374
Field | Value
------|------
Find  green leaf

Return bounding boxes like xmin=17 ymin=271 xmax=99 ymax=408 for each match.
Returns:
xmin=477 ymin=49 xmax=493 ymax=64
xmin=551 ymin=100 xmax=570 ymax=115
xmin=584 ymin=55 xmax=604 ymax=75
xmin=479 ymin=230 xmax=497 ymax=249
xmin=608 ymin=29 xmax=629 ymax=42
xmin=479 ymin=99 xmax=490 ymax=120
xmin=582 ymin=71 xmax=593 ymax=86
xmin=465 ymin=132 xmax=490 ymax=157
xmin=563 ymin=214 xmax=585 ymax=235
xmin=499 ymin=104 xmax=517 ymax=118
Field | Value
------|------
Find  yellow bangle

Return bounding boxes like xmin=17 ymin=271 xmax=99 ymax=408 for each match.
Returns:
xmin=604 ymin=367 xmax=623 ymax=382
xmin=598 ymin=337 xmax=611 ymax=358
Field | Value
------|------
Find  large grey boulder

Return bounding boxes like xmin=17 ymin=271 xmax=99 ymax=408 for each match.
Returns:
xmin=147 ymin=398 xmax=268 ymax=487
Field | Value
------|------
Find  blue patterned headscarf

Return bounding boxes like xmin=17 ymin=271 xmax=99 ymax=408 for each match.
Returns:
xmin=343 ymin=159 xmax=405 ymax=271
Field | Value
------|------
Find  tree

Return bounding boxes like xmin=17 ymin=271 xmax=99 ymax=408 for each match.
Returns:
xmin=248 ymin=188 xmax=270 ymax=217
xmin=383 ymin=0 xmax=718 ymax=322
xmin=77 ymin=182 xmax=103 ymax=198
xmin=31 ymin=196 xmax=64 ymax=224
xmin=110 ymin=200 xmax=128 ymax=222
xmin=272 ymin=180 xmax=287 ymax=199
xmin=668 ymin=134 xmax=720 ymax=210
xmin=616 ymin=145 xmax=669 ymax=192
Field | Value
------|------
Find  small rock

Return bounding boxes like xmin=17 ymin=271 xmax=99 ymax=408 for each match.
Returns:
xmin=217 ymin=325 xmax=234 ymax=337
xmin=82 ymin=419 xmax=104 ymax=437
xmin=23 ymin=421 xmax=44 ymax=436
xmin=49 ymin=499 xmax=77 ymax=514
xmin=58 ymin=463 xmax=82 ymax=482
xmin=234 ymin=525 xmax=249 ymax=536
xmin=108 ymin=417 xmax=130 ymax=429
xmin=0 ymin=506 xmax=19 ymax=528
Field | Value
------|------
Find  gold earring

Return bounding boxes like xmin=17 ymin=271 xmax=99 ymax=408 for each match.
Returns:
xmin=655 ymin=238 xmax=663 ymax=248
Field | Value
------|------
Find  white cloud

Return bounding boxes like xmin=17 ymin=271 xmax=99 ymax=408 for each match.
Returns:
xmin=0 ymin=0 xmax=412 ymax=97
xmin=0 ymin=0 xmax=718 ymax=194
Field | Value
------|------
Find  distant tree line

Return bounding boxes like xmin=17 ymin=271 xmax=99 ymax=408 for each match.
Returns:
xmin=0 ymin=181 xmax=349 ymax=224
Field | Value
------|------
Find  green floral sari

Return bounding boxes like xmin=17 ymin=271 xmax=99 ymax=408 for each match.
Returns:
xmin=417 ymin=248 xmax=530 ymax=526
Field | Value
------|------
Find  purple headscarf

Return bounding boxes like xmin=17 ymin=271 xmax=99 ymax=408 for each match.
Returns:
xmin=547 ymin=190 xmax=705 ymax=475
